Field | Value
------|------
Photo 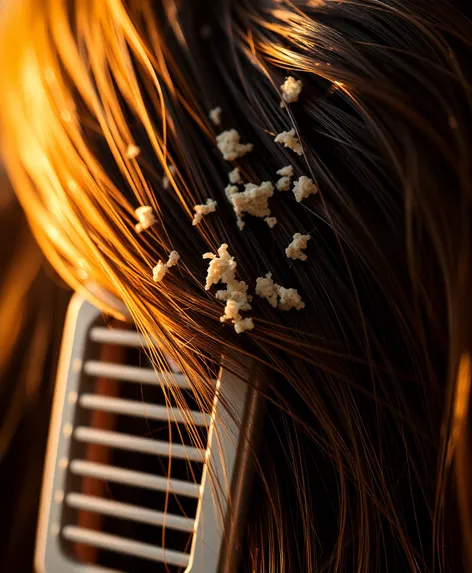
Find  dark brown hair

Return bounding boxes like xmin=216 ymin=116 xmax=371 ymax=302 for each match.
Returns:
xmin=1 ymin=0 xmax=472 ymax=570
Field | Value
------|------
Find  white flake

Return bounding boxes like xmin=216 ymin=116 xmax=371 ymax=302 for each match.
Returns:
xmin=152 ymin=251 xmax=180 ymax=282
xmin=277 ymin=165 xmax=294 ymax=178
xmin=126 ymin=144 xmax=140 ymax=159
xmin=274 ymin=129 xmax=303 ymax=155
xmin=229 ymin=167 xmax=242 ymax=184
xmin=265 ymin=217 xmax=278 ymax=228
xmin=203 ymin=244 xmax=253 ymax=333
xmin=135 ymin=205 xmax=156 ymax=233
xmin=192 ymin=198 xmax=217 ymax=226
xmin=216 ymin=129 xmax=254 ymax=161
xmin=276 ymin=176 xmax=291 ymax=191
xmin=280 ymin=76 xmax=303 ymax=106
xmin=255 ymin=273 xmax=306 ymax=311
xmin=230 ymin=181 xmax=274 ymax=229
xmin=292 ymin=176 xmax=318 ymax=202
xmin=277 ymin=287 xmax=305 ymax=311
xmin=209 ymin=107 xmax=222 ymax=126
xmin=255 ymin=273 xmax=279 ymax=308
xmin=285 ymin=233 xmax=310 ymax=261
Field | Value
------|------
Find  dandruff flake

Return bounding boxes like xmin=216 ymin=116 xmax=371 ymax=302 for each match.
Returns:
xmin=216 ymin=129 xmax=254 ymax=161
xmin=276 ymin=176 xmax=291 ymax=192
xmin=255 ymin=272 xmax=306 ymax=311
xmin=280 ymin=76 xmax=303 ymax=105
xmin=167 ymin=251 xmax=180 ymax=267
xmin=265 ymin=217 xmax=278 ymax=228
xmin=202 ymin=244 xmax=237 ymax=290
xmin=135 ymin=205 xmax=156 ymax=233
xmin=277 ymin=165 xmax=294 ymax=178
xmin=230 ymin=181 xmax=274 ymax=229
xmin=152 ymin=251 xmax=180 ymax=282
xmin=209 ymin=107 xmax=222 ymax=126
xmin=126 ymin=144 xmax=140 ymax=159
xmin=229 ymin=167 xmax=242 ymax=184
xmin=192 ymin=198 xmax=217 ymax=226
xmin=274 ymin=129 xmax=303 ymax=155
xmin=285 ymin=233 xmax=310 ymax=261
xmin=203 ymin=244 xmax=254 ymax=333
xmin=255 ymin=273 xmax=279 ymax=308
xmin=277 ymin=286 xmax=305 ymax=311
xmin=292 ymin=176 xmax=318 ymax=202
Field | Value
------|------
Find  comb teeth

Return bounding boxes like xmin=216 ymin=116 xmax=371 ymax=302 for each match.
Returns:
xmin=35 ymin=295 xmax=262 ymax=573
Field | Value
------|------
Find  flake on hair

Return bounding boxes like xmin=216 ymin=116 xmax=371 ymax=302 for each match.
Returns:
xmin=292 ymin=176 xmax=318 ymax=202
xmin=216 ymin=129 xmax=254 ymax=161
xmin=280 ymin=76 xmax=303 ymax=106
xmin=152 ymin=250 xmax=180 ymax=282
xmin=274 ymin=129 xmax=303 ymax=155
xmin=167 ymin=250 xmax=180 ymax=267
xmin=256 ymin=272 xmax=306 ymax=311
xmin=265 ymin=216 xmax=278 ymax=228
xmin=229 ymin=167 xmax=242 ymax=184
xmin=277 ymin=286 xmax=305 ymax=311
xmin=126 ymin=144 xmax=140 ymax=159
xmin=209 ymin=106 xmax=222 ymax=126
xmin=256 ymin=273 xmax=279 ymax=308
xmin=234 ymin=317 xmax=254 ymax=333
xmin=276 ymin=176 xmax=291 ymax=191
xmin=277 ymin=165 xmax=294 ymax=178
xmin=230 ymin=181 xmax=274 ymax=230
xmin=203 ymin=243 xmax=254 ymax=332
xmin=134 ymin=205 xmax=156 ymax=233
xmin=285 ymin=233 xmax=310 ymax=261
xmin=192 ymin=198 xmax=217 ymax=226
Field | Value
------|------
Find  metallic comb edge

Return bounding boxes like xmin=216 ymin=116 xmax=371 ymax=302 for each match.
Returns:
xmin=35 ymin=295 xmax=262 ymax=573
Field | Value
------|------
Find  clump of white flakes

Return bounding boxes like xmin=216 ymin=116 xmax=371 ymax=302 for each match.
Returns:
xmin=135 ymin=205 xmax=156 ymax=233
xmin=203 ymin=244 xmax=254 ymax=333
xmin=292 ymin=176 xmax=318 ymax=202
xmin=230 ymin=181 xmax=274 ymax=230
xmin=255 ymin=273 xmax=279 ymax=308
xmin=276 ymin=177 xmax=291 ymax=191
xmin=209 ymin=107 xmax=222 ymax=126
xmin=167 ymin=251 xmax=180 ymax=267
xmin=162 ymin=165 xmax=176 ymax=190
xmin=192 ymin=198 xmax=217 ymax=226
xmin=277 ymin=165 xmax=294 ymax=178
xmin=216 ymin=129 xmax=254 ymax=161
xmin=229 ymin=167 xmax=242 ymax=184
xmin=265 ymin=217 xmax=278 ymax=228
xmin=126 ymin=144 xmax=140 ymax=159
xmin=203 ymin=243 xmax=237 ymax=289
xmin=276 ymin=165 xmax=294 ymax=191
xmin=280 ymin=76 xmax=303 ymax=106
xmin=152 ymin=250 xmax=180 ymax=282
xmin=233 ymin=318 xmax=254 ymax=334
xmin=286 ymin=233 xmax=310 ymax=261
xmin=274 ymin=129 xmax=303 ymax=155
xmin=255 ymin=272 xmax=306 ymax=311
xmin=277 ymin=286 xmax=306 ymax=311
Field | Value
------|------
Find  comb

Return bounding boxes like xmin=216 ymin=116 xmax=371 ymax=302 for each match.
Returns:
xmin=35 ymin=294 xmax=262 ymax=573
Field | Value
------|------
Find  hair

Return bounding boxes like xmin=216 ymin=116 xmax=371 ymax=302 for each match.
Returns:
xmin=1 ymin=0 xmax=472 ymax=570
